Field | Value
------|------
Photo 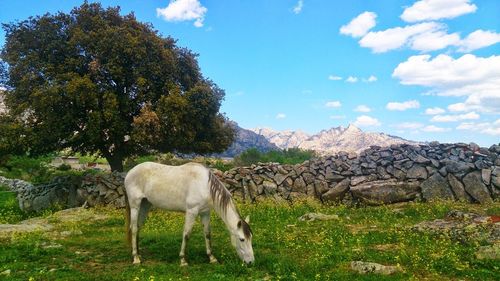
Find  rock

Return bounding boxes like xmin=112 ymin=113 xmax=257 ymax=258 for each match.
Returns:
xmin=273 ymin=174 xmax=288 ymax=186
xmin=301 ymin=172 xmax=315 ymax=185
xmin=351 ymin=176 xmax=368 ymax=186
xmin=420 ymin=174 xmax=455 ymax=201
xmin=322 ymin=179 xmax=350 ymax=202
xmin=292 ymin=177 xmax=307 ymax=192
xmin=325 ymin=171 xmax=345 ymax=182
xmin=462 ymin=172 xmax=493 ymax=203
xmin=0 ymin=270 xmax=11 ymax=277
xmin=314 ymin=180 xmax=329 ymax=196
xmin=445 ymin=160 xmax=474 ymax=174
xmin=482 ymin=169 xmax=492 ymax=185
xmin=447 ymin=174 xmax=472 ymax=202
xmin=262 ymin=181 xmax=277 ymax=195
xmin=430 ymin=158 xmax=440 ymax=168
xmin=411 ymin=154 xmax=431 ymax=164
xmin=475 ymin=160 xmax=490 ymax=170
xmin=476 ymin=244 xmax=500 ymax=260
xmin=350 ymin=261 xmax=401 ymax=275
xmin=413 ymin=210 xmax=500 ymax=244
xmin=298 ymin=212 xmax=339 ymax=221
xmin=407 ymin=165 xmax=428 ymax=179
xmin=493 ymin=176 xmax=500 ymax=188
xmin=350 ymin=179 xmax=420 ymax=205
xmin=438 ymin=166 xmax=448 ymax=177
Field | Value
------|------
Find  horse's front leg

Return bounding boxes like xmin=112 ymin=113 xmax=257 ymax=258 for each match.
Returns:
xmin=179 ymin=209 xmax=198 ymax=266
xmin=200 ymin=211 xmax=218 ymax=264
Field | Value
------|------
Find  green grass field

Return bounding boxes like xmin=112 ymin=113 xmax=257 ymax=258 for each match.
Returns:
xmin=0 ymin=198 xmax=499 ymax=280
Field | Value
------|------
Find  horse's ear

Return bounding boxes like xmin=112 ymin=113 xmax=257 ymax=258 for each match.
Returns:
xmin=245 ymin=215 xmax=250 ymax=224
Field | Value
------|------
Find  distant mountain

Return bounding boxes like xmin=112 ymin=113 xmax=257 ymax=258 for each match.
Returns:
xmin=216 ymin=123 xmax=279 ymax=157
xmin=251 ymin=128 xmax=310 ymax=148
xmin=251 ymin=124 xmax=418 ymax=154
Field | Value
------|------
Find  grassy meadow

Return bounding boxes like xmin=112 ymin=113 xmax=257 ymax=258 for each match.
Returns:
xmin=0 ymin=196 xmax=499 ymax=281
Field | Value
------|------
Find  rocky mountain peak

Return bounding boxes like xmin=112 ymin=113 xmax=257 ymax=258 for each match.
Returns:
xmin=253 ymin=124 xmax=418 ymax=155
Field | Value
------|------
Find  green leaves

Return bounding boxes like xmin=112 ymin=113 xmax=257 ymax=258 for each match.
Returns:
xmin=0 ymin=3 xmax=234 ymax=171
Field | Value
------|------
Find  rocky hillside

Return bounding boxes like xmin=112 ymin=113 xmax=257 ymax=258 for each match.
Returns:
xmin=252 ymin=124 xmax=418 ymax=155
xmin=251 ymin=128 xmax=310 ymax=148
xmin=216 ymin=123 xmax=279 ymax=157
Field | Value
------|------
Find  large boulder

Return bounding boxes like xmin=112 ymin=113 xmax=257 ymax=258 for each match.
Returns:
xmin=350 ymin=179 xmax=420 ymax=205
xmin=462 ymin=171 xmax=493 ymax=203
xmin=420 ymin=173 xmax=455 ymax=201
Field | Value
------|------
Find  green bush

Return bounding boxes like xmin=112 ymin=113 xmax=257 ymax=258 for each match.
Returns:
xmin=234 ymin=148 xmax=315 ymax=166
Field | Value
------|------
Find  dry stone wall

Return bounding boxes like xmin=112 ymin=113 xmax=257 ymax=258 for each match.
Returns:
xmin=2 ymin=142 xmax=499 ymax=211
xmin=221 ymin=142 xmax=500 ymax=204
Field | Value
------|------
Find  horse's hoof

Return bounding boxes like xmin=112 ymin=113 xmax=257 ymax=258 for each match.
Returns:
xmin=180 ymin=259 xmax=188 ymax=267
xmin=209 ymin=255 xmax=218 ymax=264
xmin=133 ymin=256 xmax=141 ymax=264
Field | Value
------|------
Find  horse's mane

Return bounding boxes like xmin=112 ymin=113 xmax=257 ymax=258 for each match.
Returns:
xmin=208 ymin=171 xmax=234 ymax=216
xmin=208 ymin=171 xmax=252 ymax=238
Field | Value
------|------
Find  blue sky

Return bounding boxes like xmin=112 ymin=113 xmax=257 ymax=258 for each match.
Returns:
xmin=1 ymin=0 xmax=499 ymax=146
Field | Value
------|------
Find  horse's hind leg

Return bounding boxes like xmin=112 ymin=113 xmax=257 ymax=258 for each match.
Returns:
xmin=200 ymin=211 xmax=218 ymax=264
xmin=179 ymin=208 xmax=198 ymax=266
xmin=129 ymin=198 xmax=142 ymax=264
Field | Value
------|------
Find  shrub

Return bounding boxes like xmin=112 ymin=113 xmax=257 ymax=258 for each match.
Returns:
xmin=234 ymin=148 xmax=315 ymax=166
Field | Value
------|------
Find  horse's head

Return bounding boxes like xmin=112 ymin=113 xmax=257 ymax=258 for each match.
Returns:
xmin=231 ymin=215 xmax=254 ymax=264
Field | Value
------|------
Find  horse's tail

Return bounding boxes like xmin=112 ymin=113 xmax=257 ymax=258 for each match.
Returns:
xmin=124 ymin=189 xmax=132 ymax=249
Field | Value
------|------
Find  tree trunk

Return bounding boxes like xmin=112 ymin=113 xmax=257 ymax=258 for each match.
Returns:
xmin=106 ymin=154 xmax=124 ymax=172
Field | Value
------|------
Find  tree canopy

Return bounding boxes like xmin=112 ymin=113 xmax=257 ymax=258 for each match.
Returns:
xmin=0 ymin=3 xmax=234 ymax=171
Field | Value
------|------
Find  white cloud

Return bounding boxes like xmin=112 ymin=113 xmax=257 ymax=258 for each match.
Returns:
xmin=346 ymin=76 xmax=358 ymax=83
xmin=328 ymin=75 xmax=342 ymax=81
xmin=386 ymin=100 xmax=420 ymax=111
xmin=354 ymin=105 xmax=371 ymax=112
xmin=458 ymin=30 xmax=500 ymax=52
xmin=359 ymin=22 xmax=442 ymax=53
xmin=425 ymin=107 xmax=445 ymax=115
xmin=393 ymin=54 xmax=500 ymax=113
xmin=457 ymin=119 xmax=500 ymax=136
xmin=422 ymin=125 xmax=451 ymax=132
xmin=156 ymin=0 xmax=207 ymax=28
xmin=430 ymin=111 xmax=480 ymax=122
xmin=330 ymin=115 xmax=346 ymax=120
xmin=325 ymin=101 xmax=342 ymax=108
xmin=410 ymin=30 xmax=461 ymax=52
xmin=401 ymin=0 xmax=477 ymax=23
xmin=365 ymin=75 xmax=377 ymax=82
xmin=447 ymin=103 xmax=467 ymax=112
xmin=354 ymin=115 xmax=381 ymax=127
xmin=276 ymin=113 xmax=286 ymax=119
xmin=394 ymin=122 xmax=424 ymax=129
xmin=340 ymin=11 xmax=377 ymax=38
xmin=293 ymin=0 xmax=303 ymax=14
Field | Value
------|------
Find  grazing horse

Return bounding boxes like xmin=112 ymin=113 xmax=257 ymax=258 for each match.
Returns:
xmin=124 ymin=162 xmax=254 ymax=266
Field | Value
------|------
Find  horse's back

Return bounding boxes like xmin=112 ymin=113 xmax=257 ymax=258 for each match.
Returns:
xmin=125 ymin=162 xmax=211 ymax=211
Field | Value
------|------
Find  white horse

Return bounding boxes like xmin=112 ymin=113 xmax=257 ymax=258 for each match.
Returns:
xmin=124 ymin=162 xmax=254 ymax=266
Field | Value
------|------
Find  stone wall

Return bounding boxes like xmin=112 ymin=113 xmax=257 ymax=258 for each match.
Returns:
xmin=2 ymin=142 xmax=499 ymax=211
xmin=221 ymin=142 xmax=499 ymax=204
xmin=1 ymin=173 xmax=125 ymax=211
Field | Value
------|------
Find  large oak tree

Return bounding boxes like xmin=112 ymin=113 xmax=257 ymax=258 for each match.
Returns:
xmin=0 ymin=3 xmax=234 ymax=171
